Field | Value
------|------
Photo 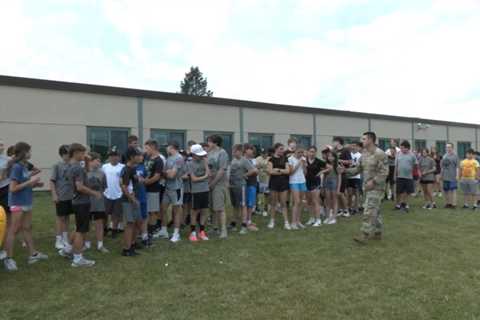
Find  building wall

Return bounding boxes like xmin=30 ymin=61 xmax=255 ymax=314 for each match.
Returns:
xmin=1 ymin=84 xmax=479 ymax=190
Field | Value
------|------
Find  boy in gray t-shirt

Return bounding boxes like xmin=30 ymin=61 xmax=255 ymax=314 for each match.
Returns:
xmin=87 ymin=152 xmax=108 ymax=253
xmin=394 ymin=141 xmax=418 ymax=212
xmin=441 ymin=143 xmax=459 ymax=208
xmin=188 ymin=144 xmax=211 ymax=242
xmin=49 ymin=145 xmax=74 ymax=250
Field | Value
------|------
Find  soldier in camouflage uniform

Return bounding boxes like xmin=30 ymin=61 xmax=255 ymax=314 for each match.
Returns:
xmin=342 ymin=132 xmax=389 ymax=244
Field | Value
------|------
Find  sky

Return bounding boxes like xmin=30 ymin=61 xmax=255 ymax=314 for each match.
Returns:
xmin=1 ymin=0 xmax=479 ymax=124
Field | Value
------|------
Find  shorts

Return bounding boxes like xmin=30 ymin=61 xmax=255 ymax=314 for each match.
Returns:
xmin=56 ymin=200 xmax=73 ymax=217
xmin=290 ymin=183 xmax=307 ymax=192
xmin=0 ymin=185 xmax=10 ymax=213
xmin=10 ymin=205 xmax=33 ymax=213
xmin=105 ymin=198 xmax=123 ymax=217
xmin=443 ymin=180 xmax=458 ymax=192
xmin=147 ymin=192 xmax=160 ymax=212
xmin=122 ymin=202 xmax=142 ymax=223
xmin=339 ymin=176 xmax=348 ymax=193
xmin=306 ymin=177 xmax=321 ymax=191
xmin=325 ymin=178 xmax=338 ymax=192
xmin=258 ymin=182 xmax=269 ymax=194
xmin=460 ymin=180 xmax=478 ymax=195
xmin=347 ymin=179 xmax=362 ymax=190
xmin=230 ymin=186 xmax=246 ymax=208
xmin=396 ymin=178 xmax=415 ymax=194
xmin=183 ymin=193 xmax=192 ymax=206
xmin=73 ymin=203 xmax=91 ymax=234
xmin=90 ymin=211 xmax=106 ymax=221
xmin=210 ymin=184 xmax=227 ymax=211
xmin=420 ymin=180 xmax=434 ymax=185
xmin=246 ymin=185 xmax=257 ymax=208
xmin=163 ymin=189 xmax=183 ymax=206
xmin=269 ymin=177 xmax=289 ymax=192
xmin=192 ymin=192 xmax=209 ymax=210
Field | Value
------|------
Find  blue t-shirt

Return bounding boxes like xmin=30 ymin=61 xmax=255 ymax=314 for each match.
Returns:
xmin=136 ymin=163 xmax=147 ymax=203
xmin=8 ymin=162 xmax=33 ymax=206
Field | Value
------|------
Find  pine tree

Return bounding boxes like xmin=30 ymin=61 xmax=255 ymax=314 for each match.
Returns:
xmin=179 ymin=66 xmax=213 ymax=96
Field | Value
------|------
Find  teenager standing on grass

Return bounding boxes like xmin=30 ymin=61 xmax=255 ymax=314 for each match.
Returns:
xmin=431 ymin=147 xmax=443 ymax=198
xmin=4 ymin=142 xmax=47 ymax=271
xmin=333 ymin=137 xmax=352 ymax=217
xmin=305 ymin=146 xmax=326 ymax=227
xmin=120 ymin=147 xmax=144 ymax=257
xmin=229 ymin=144 xmax=257 ymax=235
xmin=323 ymin=150 xmax=341 ymax=225
xmin=255 ymin=148 xmax=270 ymax=216
xmin=342 ymin=132 xmax=389 ymax=245
xmin=188 ymin=144 xmax=210 ymax=242
xmin=347 ymin=142 xmax=363 ymax=214
xmin=385 ymin=145 xmax=397 ymax=201
xmin=288 ymin=147 xmax=307 ymax=229
xmin=143 ymin=140 xmax=164 ymax=239
xmin=267 ymin=143 xmax=291 ymax=230
xmin=459 ymin=149 xmax=479 ymax=210
xmin=87 ymin=152 xmax=109 ymax=253
xmin=419 ymin=149 xmax=437 ymax=210
xmin=441 ymin=143 xmax=459 ymax=209
xmin=394 ymin=140 xmax=418 ymax=213
xmin=0 ymin=140 xmax=11 ymax=260
xmin=162 ymin=141 xmax=185 ymax=243
xmin=49 ymin=145 xmax=73 ymax=250
xmin=60 ymin=143 xmax=102 ymax=268
xmin=243 ymin=144 xmax=259 ymax=231
xmin=207 ymin=135 xmax=230 ymax=239
xmin=102 ymin=149 xmax=124 ymax=238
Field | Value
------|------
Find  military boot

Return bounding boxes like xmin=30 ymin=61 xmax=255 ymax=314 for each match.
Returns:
xmin=353 ymin=233 xmax=370 ymax=245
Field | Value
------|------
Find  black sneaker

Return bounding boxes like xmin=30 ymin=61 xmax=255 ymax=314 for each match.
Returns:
xmin=122 ymin=249 xmax=133 ymax=257
xmin=394 ymin=204 xmax=402 ymax=210
xmin=111 ymin=230 xmax=118 ymax=239
xmin=130 ymin=248 xmax=140 ymax=256
xmin=142 ymin=239 xmax=154 ymax=248
xmin=132 ymin=242 xmax=144 ymax=250
xmin=462 ymin=204 xmax=470 ymax=209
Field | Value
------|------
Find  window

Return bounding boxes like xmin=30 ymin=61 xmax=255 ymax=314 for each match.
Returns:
xmin=458 ymin=141 xmax=472 ymax=158
xmin=377 ymin=138 xmax=400 ymax=151
xmin=204 ymin=131 xmax=234 ymax=158
xmin=291 ymin=135 xmax=312 ymax=148
xmin=248 ymin=133 xmax=273 ymax=155
xmin=435 ymin=141 xmax=446 ymax=156
xmin=151 ymin=129 xmax=186 ymax=155
xmin=414 ymin=139 xmax=427 ymax=152
xmin=87 ymin=127 xmax=129 ymax=160
xmin=333 ymin=136 xmax=360 ymax=146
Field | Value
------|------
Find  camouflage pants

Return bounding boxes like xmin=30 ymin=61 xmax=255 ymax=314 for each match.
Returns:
xmin=360 ymin=190 xmax=383 ymax=235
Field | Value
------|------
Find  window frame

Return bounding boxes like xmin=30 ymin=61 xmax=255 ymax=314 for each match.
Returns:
xmin=204 ymin=131 xmax=235 ymax=158
xmin=248 ymin=133 xmax=274 ymax=155
xmin=150 ymin=129 xmax=187 ymax=155
xmin=86 ymin=126 xmax=130 ymax=160
xmin=290 ymin=134 xmax=313 ymax=148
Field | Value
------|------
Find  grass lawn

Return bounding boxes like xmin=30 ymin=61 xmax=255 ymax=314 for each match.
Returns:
xmin=2 ymin=192 xmax=480 ymax=320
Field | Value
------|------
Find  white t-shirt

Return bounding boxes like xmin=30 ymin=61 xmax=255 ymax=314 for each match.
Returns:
xmin=385 ymin=147 xmax=400 ymax=156
xmin=288 ymin=156 xmax=306 ymax=184
xmin=349 ymin=152 xmax=362 ymax=179
xmin=102 ymin=162 xmax=125 ymax=200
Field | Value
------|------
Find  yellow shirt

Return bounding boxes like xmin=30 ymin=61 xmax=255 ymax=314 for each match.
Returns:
xmin=460 ymin=159 xmax=479 ymax=180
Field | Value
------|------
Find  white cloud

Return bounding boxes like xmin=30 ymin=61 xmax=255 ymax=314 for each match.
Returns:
xmin=0 ymin=0 xmax=479 ymax=124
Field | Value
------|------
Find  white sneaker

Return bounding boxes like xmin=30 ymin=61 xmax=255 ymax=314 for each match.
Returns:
xmin=72 ymin=257 xmax=95 ymax=268
xmin=326 ymin=217 xmax=337 ymax=225
xmin=4 ymin=258 xmax=18 ymax=271
xmin=284 ymin=223 xmax=292 ymax=230
xmin=219 ymin=229 xmax=228 ymax=239
xmin=84 ymin=241 xmax=91 ymax=250
xmin=262 ymin=211 xmax=268 ymax=217
xmin=97 ymin=246 xmax=109 ymax=254
xmin=28 ymin=252 xmax=48 ymax=264
xmin=158 ymin=229 xmax=170 ymax=239
xmin=267 ymin=220 xmax=275 ymax=229
xmin=170 ymin=233 xmax=181 ymax=243
xmin=298 ymin=223 xmax=306 ymax=229
xmin=239 ymin=227 xmax=248 ymax=235
xmin=312 ymin=219 xmax=322 ymax=227
xmin=291 ymin=223 xmax=299 ymax=230
xmin=342 ymin=211 xmax=351 ymax=218
xmin=438 ymin=193 xmax=443 ymax=198
xmin=55 ymin=238 xmax=64 ymax=250
xmin=306 ymin=218 xmax=315 ymax=225
xmin=0 ymin=250 xmax=7 ymax=260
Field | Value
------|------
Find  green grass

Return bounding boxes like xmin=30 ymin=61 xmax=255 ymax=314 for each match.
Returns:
xmin=2 ymin=192 xmax=480 ymax=320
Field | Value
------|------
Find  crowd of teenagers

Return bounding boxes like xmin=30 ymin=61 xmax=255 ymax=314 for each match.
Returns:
xmin=0 ymin=133 xmax=479 ymax=271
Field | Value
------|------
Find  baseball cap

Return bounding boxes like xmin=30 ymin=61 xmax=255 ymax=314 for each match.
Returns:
xmin=107 ymin=146 xmax=120 ymax=157
xmin=191 ymin=144 xmax=207 ymax=157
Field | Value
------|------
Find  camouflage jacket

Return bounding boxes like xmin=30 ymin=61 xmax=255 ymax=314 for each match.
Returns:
xmin=345 ymin=147 xmax=388 ymax=191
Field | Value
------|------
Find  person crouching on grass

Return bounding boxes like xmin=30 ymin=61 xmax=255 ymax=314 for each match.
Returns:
xmin=120 ymin=147 xmax=144 ymax=257
xmin=229 ymin=144 xmax=257 ymax=235
xmin=87 ymin=152 xmax=109 ymax=253
xmin=60 ymin=143 xmax=102 ymax=268
xmin=4 ymin=142 xmax=47 ymax=272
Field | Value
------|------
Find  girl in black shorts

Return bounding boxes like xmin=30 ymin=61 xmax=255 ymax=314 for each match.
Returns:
xmin=267 ymin=143 xmax=291 ymax=230
xmin=305 ymin=146 xmax=326 ymax=227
